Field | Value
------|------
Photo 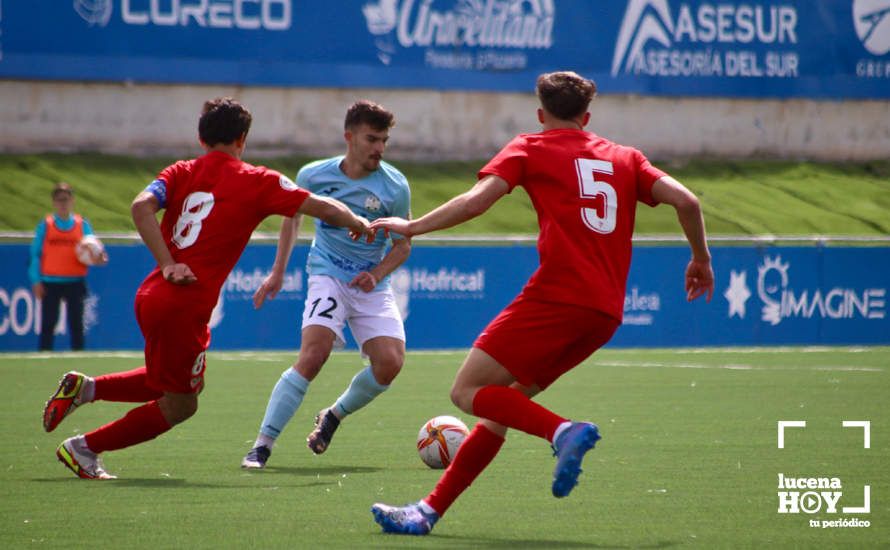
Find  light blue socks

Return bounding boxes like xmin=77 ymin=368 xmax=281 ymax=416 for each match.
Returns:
xmin=333 ymin=366 xmax=389 ymax=417
xmin=258 ymin=368 xmax=310 ymax=442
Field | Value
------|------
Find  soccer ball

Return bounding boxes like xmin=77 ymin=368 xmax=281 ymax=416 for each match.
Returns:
xmin=75 ymin=235 xmax=105 ymax=266
xmin=417 ymin=415 xmax=469 ymax=469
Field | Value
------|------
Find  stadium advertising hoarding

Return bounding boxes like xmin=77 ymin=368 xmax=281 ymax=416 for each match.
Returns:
xmin=0 ymin=1 xmax=888 ymax=98
xmin=0 ymin=243 xmax=887 ymax=351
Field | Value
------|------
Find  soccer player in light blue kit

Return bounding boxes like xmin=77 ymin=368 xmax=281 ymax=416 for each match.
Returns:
xmin=242 ymin=101 xmax=411 ymax=468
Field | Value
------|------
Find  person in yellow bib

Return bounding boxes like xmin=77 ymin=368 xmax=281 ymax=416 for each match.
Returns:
xmin=29 ymin=183 xmax=106 ymax=351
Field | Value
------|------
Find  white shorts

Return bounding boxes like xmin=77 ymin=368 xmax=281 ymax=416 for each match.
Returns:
xmin=301 ymin=275 xmax=406 ymax=348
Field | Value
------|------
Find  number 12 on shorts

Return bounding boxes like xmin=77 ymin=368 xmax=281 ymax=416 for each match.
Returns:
xmin=575 ymin=159 xmax=616 ymax=234
xmin=309 ymin=297 xmax=338 ymax=319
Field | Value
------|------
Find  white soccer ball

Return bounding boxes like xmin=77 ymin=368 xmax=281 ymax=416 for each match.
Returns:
xmin=75 ymin=234 xmax=105 ymax=266
xmin=417 ymin=415 xmax=470 ymax=469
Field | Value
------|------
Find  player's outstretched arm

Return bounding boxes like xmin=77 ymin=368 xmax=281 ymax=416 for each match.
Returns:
xmin=370 ymin=175 xmax=509 ymax=238
xmin=254 ymin=215 xmax=301 ymax=308
xmin=131 ymin=191 xmax=196 ymax=285
xmin=651 ymin=176 xmax=714 ymax=302
xmin=298 ymin=194 xmax=371 ymax=238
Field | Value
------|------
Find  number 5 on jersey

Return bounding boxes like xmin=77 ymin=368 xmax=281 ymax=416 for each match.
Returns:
xmin=576 ymin=159 xmax=616 ymax=234
xmin=173 ymin=192 xmax=215 ymax=249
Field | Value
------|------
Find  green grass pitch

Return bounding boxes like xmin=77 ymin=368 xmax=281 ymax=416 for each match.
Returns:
xmin=1 ymin=347 xmax=887 ymax=548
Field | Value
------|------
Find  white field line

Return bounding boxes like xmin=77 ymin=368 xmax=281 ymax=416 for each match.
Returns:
xmin=2 ymin=345 xmax=886 ymax=361
xmin=2 ymin=350 xmax=885 ymax=373
xmin=622 ymin=346 xmax=885 ymax=354
xmin=592 ymin=360 xmax=883 ymax=372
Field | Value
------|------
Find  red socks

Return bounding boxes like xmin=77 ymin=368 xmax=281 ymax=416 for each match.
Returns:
xmin=84 ymin=367 xmax=172 ymax=453
xmin=85 ymin=400 xmax=172 ymax=453
xmin=425 ymin=423 xmax=505 ymax=516
xmin=94 ymin=367 xmax=163 ymax=403
xmin=471 ymin=385 xmax=566 ymax=442
xmin=424 ymin=386 xmax=569 ymax=516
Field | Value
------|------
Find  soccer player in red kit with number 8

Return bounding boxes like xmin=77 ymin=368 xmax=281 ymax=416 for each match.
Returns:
xmin=369 ymin=71 xmax=715 ymax=534
xmin=42 ymin=97 xmax=372 ymax=479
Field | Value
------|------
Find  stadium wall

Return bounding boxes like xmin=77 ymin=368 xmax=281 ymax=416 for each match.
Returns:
xmin=2 ymin=81 xmax=889 ymax=161
xmin=0 ymin=81 xmax=890 ymax=161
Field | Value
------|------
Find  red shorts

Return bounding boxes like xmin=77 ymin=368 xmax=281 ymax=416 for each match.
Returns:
xmin=474 ymin=294 xmax=620 ymax=389
xmin=135 ymin=292 xmax=211 ymax=394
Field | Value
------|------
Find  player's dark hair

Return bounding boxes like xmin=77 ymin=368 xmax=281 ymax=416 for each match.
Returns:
xmin=51 ymin=182 xmax=73 ymax=199
xmin=199 ymin=97 xmax=252 ymax=146
xmin=344 ymin=100 xmax=395 ymax=132
xmin=536 ymin=71 xmax=597 ymax=121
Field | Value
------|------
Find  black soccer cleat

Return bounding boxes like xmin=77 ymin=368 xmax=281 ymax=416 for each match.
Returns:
xmin=307 ymin=408 xmax=341 ymax=454
xmin=241 ymin=445 xmax=272 ymax=469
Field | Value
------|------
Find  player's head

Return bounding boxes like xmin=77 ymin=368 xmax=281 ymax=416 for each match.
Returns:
xmin=344 ymin=100 xmax=395 ymax=133
xmin=51 ymin=182 xmax=74 ymax=218
xmin=198 ymin=97 xmax=252 ymax=151
xmin=344 ymin=100 xmax=395 ymax=174
xmin=535 ymin=71 xmax=597 ymax=126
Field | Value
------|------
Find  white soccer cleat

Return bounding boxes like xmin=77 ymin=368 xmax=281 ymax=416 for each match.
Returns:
xmin=56 ymin=435 xmax=116 ymax=480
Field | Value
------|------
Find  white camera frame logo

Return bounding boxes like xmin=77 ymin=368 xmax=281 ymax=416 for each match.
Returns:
xmin=776 ymin=420 xmax=871 ymax=516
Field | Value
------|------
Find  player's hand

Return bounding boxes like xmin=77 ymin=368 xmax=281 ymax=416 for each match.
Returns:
xmin=368 ymin=217 xmax=412 ymax=240
xmin=96 ymin=251 xmax=109 ymax=266
xmin=162 ymin=263 xmax=197 ymax=285
xmin=685 ymin=258 xmax=714 ymax=302
xmin=32 ymin=282 xmax=45 ymax=300
xmin=253 ymin=271 xmax=284 ymax=309
xmin=348 ymin=271 xmax=378 ymax=293
xmin=348 ymin=216 xmax=373 ymax=243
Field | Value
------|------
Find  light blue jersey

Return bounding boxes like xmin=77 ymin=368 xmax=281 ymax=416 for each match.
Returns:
xmin=297 ymin=156 xmax=410 ymax=289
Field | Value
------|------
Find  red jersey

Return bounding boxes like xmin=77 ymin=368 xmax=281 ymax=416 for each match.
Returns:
xmin=137 ymin=151 xmax=309 ymax=315
xmin=479 ymin=129 xmax=665 ymax=321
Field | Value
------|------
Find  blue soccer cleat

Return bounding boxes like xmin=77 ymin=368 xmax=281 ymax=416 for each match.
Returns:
xmin=551 ymin=422 xmax=601 ymax=498
xmin=371 ymin=501 xmax=439 ymax=535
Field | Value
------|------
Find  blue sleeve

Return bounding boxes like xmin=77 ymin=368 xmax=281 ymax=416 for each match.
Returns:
xmin=390 ymin=177 xmax=411 ymax=242
xmin=82 ymin=218 xmax=95 ymax=236
xmin=29 ymin=220 xmax=46 ymax=284
xmin=295 ymin=167 xmax=311 ymax=191
xmin=394 ymin=178 xmax=411 ymax=219
xmin=145 ymin=179 xmax=168 ymax=209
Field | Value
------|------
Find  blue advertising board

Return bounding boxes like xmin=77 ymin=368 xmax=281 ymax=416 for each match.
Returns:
xmin=0 ymin=1 xmax=888 ymax=98
xmin=1 ymin=242 xmax=887 ymax=351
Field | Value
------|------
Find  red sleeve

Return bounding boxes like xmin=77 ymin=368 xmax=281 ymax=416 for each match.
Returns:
xmin=633 ymin=149 xmax=666 ymax=207
xmin=256 ymin=168 xmax=310 ymax=218
xmin=478 ymin=135 xmax=527 ymax=192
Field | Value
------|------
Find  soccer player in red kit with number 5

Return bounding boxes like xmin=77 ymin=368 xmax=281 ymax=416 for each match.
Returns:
xmin=369 ymin=71 xmax=715 ymax=534
xmin=42 ymin=98 xmax=372 ymax=479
